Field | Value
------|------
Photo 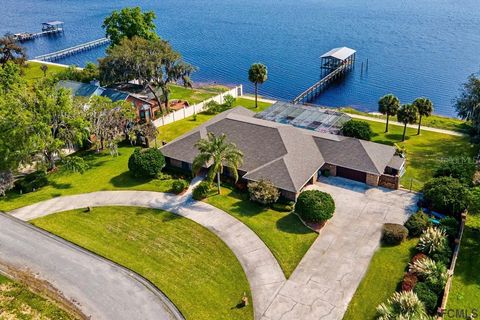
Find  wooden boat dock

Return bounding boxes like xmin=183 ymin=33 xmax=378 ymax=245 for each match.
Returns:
xmin=13 ymin=21 xmax=64 ymax=42
xmin=34 ymin=38 xmax=111 ymax=62
xmin=292 ymin=47 xmax=356 ymax=104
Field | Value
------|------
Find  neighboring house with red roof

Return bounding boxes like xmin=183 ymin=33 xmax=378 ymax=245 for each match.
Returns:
xmin=57 ymin=80 xmax=157 ymax=123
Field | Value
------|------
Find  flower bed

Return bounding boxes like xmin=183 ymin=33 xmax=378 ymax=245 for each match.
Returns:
xmin=375 ymin=210 xmax=463 ymax=319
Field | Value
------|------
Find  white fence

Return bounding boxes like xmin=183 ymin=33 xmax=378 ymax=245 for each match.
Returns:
xmin=153 ymin=85 xmax=243 ymax=128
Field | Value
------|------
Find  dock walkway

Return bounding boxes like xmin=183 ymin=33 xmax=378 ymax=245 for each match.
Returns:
xmin=293 ymin=47 xmax=356 ymax=104
xmin=34 ymin=38 xmax=110 ymax=62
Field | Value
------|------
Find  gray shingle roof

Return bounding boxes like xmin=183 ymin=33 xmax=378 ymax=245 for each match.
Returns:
xmin=313 ymin=137 xmax=396 ymax=175
xmin=160 ymin=107 xmax=400 ymax=193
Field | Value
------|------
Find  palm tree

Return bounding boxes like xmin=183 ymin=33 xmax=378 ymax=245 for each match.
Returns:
xmin=413 ymin=97 xmax=433 ymax=135
xmin=397 ymin=104 xmax=418 ymax=142
xmin=248 ymin=63 xmax=268 ymax=108
xmin=378 ymin=94 xmax=400 ymax=132
xmin=40 ymin=64 xmax=48 ymax=77
xmin=193 ymin=132 xmax=243 ymax=194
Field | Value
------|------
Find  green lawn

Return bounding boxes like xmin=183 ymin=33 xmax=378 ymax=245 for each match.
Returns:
xmin=365 ymin=120 xmax=478 ymax=191
xmin=0 ymin=99 xmax=271 ymax=213
xmin=157 ymin=98 xmax=271 ymax=142
xmin=32 ymin=206 xmax=253 ymax=320
xmin=340 ymin=107 xmax=471 ymax=134
xmin=0 ymin=145 xmax=186 ymax=212
xmin=169 ymin=84 xmax=229 ymax=105
xmin=205 ymin=186 xmax=317 ymax=278
xmin=343 ymin=238 xmax=418 ymax=320
xmin=23 ymin=61 xmax=66 ymax=82
xmin=0 ymin=273 xmax=76 ymax=319
xmin=447 ymin=214 xmax=480 ymax=310
xmin=157 ymin=99 xmax=475 ymax=192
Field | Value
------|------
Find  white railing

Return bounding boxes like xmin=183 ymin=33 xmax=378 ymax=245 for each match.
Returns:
xmin=153 ymin=85 xmax=243 ymax=128
xmin=34 ymin=38 xmax=110 ymax=62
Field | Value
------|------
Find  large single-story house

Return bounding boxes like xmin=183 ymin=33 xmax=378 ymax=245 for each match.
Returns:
xmin=58 ymin=80 xmax=157 ymax=123
xmin=160 ymin=107 xmax=405 ymax=200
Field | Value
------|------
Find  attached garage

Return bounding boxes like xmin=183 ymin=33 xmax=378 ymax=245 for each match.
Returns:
xmin=336 ymin=166 xmax=367 ymax=183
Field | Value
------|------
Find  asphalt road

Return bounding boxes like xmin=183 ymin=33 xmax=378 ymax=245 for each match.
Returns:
xmin=0 ymin=212 xmax=184 ymax=320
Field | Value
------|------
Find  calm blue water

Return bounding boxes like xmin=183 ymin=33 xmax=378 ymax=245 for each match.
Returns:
xmin=2 ymin=0 xmax=480 ymax=116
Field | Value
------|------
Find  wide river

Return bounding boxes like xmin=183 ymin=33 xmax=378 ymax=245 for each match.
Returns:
xmin=2 ymin=0 xmax=480 ymax=116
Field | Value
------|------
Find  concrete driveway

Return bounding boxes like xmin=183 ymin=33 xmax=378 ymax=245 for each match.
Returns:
xmin=0 ymin=212 xmax=183 ymax=320
xmin=261 ymin=176 xmax=419 ymax=320
xmin=9 ymin=181 xmax=285 ymax=320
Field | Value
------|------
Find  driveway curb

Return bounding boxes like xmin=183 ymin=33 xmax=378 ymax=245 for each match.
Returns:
xmin=0 ymin=211 xmax=185 ymax=320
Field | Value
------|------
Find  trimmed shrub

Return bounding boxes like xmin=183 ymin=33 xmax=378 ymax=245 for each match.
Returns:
xmin=430 ymin=245 xmax=452 ymax=265
xmin=14 ymin=170 xmax=48 ymax=194
xmin=409 ymin=257 xmax=448 ymax=294
xmin=157 ymin=172 xmax=173 ymax=180
xmin=422 ymin=177 xmax=470 ymax=216
xmin=223 ymin=95 xmax=235 ymax=108
xmin=382 ymin=223 xmax=408 ymax=245
xmin=439 ymin=216 xmax=459 ymax=240
xmin=128 ymin=148 xmax=166 ymax=179
xmin=414 ymin=282 xmax=438 ymax=315
xmin=171 ymin=179 xmax=189 ymax=194
xmin=272 ymin=202 xmax=294 ymax=212
xmin=248 ymin=179 xmax=280 ymax=205
xmin=192 ymin=181 xmax=213 ymax=200
xmin=411 ymin=253 xmax=428 ymax=264
xmin=401 ymin=272 xmax=418 ymax=292
xmin=295 ymin=190 xmax=335 ymax=223
xmin=425 ymin=268 xmax=448 ymax=294
xmin=417 ymin=227 xmax=449 ymax=255
xmin=205 ymin=100 xmax=222 ymax=114
xmin=468 ymin=186 xmax=480 ymax=214
xmin=376 ymin=291 xmax=428 ymax=319
xmin=404 ymin=211 xmax=430 ymax=237
xmin=341 ymin=120 xmax=373 ymax=141
xmin=433 ymin=156 xmax=476 ymax=185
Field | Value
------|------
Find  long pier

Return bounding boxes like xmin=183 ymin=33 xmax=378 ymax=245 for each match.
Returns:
xmin=34 ymin=38 xmax=110 ymax=62
xmin=293 ymin=47 xmax=356 ymax=104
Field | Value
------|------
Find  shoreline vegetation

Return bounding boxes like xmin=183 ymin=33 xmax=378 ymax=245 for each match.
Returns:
xmin=24 ymin=61 xmax=469 ymax=134
xmin=340 ymin=107 xmax=470 ymax=134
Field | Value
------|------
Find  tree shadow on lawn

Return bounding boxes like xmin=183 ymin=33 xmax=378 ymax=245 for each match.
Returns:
xmin=133 ymin=207 xmax=183 ymax=222
xmin=372 ymin=133 xmax=411 ymax=145
xmin=110 ymin=171 xmax=151 ymax=188
xmin=227 ymin=193 xmax=268 ymax=217
xmin=49 ymin=181 xmax=72 ymax=190
xmin=276 ymin=214 xmax=315 ymax=235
